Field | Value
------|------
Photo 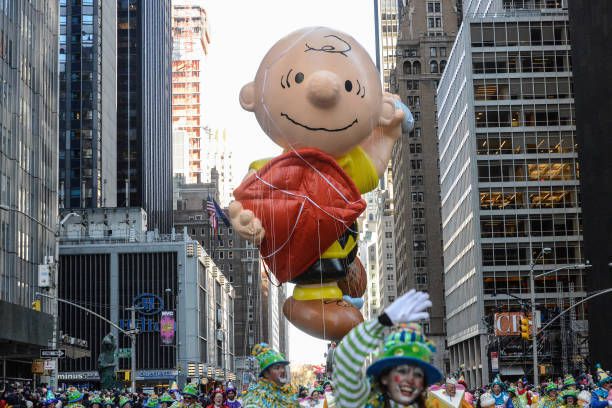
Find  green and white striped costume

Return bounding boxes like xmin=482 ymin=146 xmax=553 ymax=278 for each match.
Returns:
xmin=332 ymin=319 xmax=401 ymax=408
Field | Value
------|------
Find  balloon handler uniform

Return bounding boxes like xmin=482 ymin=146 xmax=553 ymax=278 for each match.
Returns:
xmin=230 ymin=26 xmax=408 ymax=341
xmin=331 ymin=290 xmax=443 ymax=407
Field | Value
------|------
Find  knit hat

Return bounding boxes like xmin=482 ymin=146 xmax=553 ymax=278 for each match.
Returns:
xmin=366 ymin=323 xmax=443 ymax=385
xmin=118 ymin=396 xmax=131 ymax=408
xmin=563 ymin=374 xmax=577 ymax=388
xmin=144 ymin=396 xmax=159 ymax=408
xmin=67 ymin=389 xmax=84 ymax=404
xmin=181 ymin=384 xmax=198 ymax=398
xmin=159 ymin=393 xmax=174 ymax=404
xmin=480 ymin=393 xmax=496 ymax=407
xmin=251 ymin=342 xmax=289 ymax=377
xmin=596 ymin=363 xmax=612 ymax=386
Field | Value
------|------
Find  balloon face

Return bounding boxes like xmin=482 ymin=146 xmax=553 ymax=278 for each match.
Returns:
xmin=242 ymin=27 xmax=384 ymax=157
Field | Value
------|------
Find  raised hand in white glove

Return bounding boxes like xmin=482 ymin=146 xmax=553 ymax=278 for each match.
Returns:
xmin=379 ymin=289 xmax=432 ymax=326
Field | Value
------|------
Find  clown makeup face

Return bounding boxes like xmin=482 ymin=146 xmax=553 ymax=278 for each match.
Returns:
xmin=212 ymin=393 xmax=223 ymax=407
xmin=446 ymin=383 xmax=456 ymax=397
xmin=380 ymin=364 xmax=425 ymax=405
xmin=549 ymin=390 xmax=557 ymax=399
xmin=263 ymin=363 xmax=288 ymax=386
xmin=492 ymin=384 xmax=502 ymax=395
xmin=239 ymin=27 xmax=392 ymax=158
xmin=324 ymin=384 xmax=332 ymax=392
xmin=566 ymin=396 xmax=576 ymax=405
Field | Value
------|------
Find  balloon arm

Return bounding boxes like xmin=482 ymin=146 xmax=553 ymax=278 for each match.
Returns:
xmin=360 ymin=127 xmax=398 ymax=178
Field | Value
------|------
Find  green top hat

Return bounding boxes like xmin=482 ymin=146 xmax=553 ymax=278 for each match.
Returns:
xmin=251 ymin=342 xmax=289 ymax=377
xmin=596 ymin=363 xmax=612 ymax=386
xmin=366 ymin=323 xmax=443 ymax=385
xmin=545 ymin=383 xmax=558 ymax=394
xmin=507 ymin=386 xmax=517 ymax=396
xmin=89 ymin=395 xmax=103 ymax=406
xmin=159 ymin=393 xmax=174 ymax=404
xmin=67 ymin=389 xmax=84 ymax=405
xmin=563 ymin=374 xmax=576 ymax=388
xmin=561 ymin=390 xmax=578 ymax=401
xmin=118 ymin=396 xmax=131 ymax=408
xmin=103 ymin=398 xmax=114 ymax=407
xmin=181 ymin=383 xmax=198 ymax=398
xmin=144 ymin=396 xmax=159 ymax=408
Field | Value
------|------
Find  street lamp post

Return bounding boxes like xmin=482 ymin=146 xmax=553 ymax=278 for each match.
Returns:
xmin=125 ymin=306 xmax=139 ymax=393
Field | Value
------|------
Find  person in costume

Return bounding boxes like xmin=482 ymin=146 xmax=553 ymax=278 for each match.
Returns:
xmin=240 ymin=343 xmax=299 ymax=408
xmin=230 ymin=26 xmax=408 ymax=340
xmin=561 ymin=391 xmax=579 ymax=408
xmin=306 ymin=388 xmax=324 ymax=408
xmin=42 ymin=391 xmax=58 ymax=408
xmin=159 ymin=394 xmax=174 ymax=408
xmin=428 ymin=377 xmax=473 ymax=408
xmin=175 ymin=385 xmax=201 ymax=408
xmin=516 ymin=380 xmax=533 ymax=408
xmin=89 ymin=395 xmax=103 ymax=408
xmin=205 ymin=390 xmax=225 ymax=408
xmin=490 ymin=376 xmax=514 ymax=408
xmin=564 ymin=376 xmax=578 ymax=392
xmin=168 ymin=383 xmax=181 ymax=403
xmin=509 ymin=387 xmax=526 ymax=408
xmin=144 ymin=395 xmax=159 ymax=408
xmin=118 ymin=396 xmax=132 ymax=408
xmin=482 ymin=394 xmax=498 ymax=408
xmin=332 ymin=290 xmax=441 ymax=408
xmin=538 ymin=384 xmax=561 ymax=408
xmin=577 ymin=391 xmax=591 ymax=408
xmin=223 ymin=385 xmax=240 ymax=408
xmin=590 ymin=364 xmax=612 ymax=408
xmin=102 ymin=398 xmax=114 ymax=408
xmin=65 ymin=389 xmax=86 ymax=408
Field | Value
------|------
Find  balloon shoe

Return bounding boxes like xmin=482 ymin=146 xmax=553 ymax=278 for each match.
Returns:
xmin=283 ymin=296 xmax=364 ymax=341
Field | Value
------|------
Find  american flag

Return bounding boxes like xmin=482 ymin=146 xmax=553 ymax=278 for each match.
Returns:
xmin=206 ymin=196 xmax=218 ymax=234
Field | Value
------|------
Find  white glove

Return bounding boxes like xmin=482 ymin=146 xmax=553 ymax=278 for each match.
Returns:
xmin=383 ymin=289 xmax=432 ymax=325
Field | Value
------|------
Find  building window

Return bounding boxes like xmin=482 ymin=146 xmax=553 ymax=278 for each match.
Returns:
xmin=385 ymin=231 xmax=393 ymax=238
xmin=440 ymin=60 xmax=447 ymax=73
xmin=411 ymin=175 xmax=424 ymax=186
xmin=413 ymin=240 xmax=426 ymax=251
xmin=413 ymin=61 xmax=421 ymax=74
xmin=386 ymin=263 xmax=394 ymax=271
xmin=435 ymin=17 xmax=441 ymax=28
xmin=430 ymin=47 xmax=437 ymax=57
xmin=440 ymin=47 xmax=447 ymax=57
xmin=416 ymin=274 xmax=428 ymax=285
xmin=404 ymin=48 xmax=418 ymax=57
xmin=428 ymin=18 xmax=435 ymax=28
xmin=413 ymin=224 xmax=426 ymax=234
xmin=228 ymin=251 xmax=233 ymax=259
xmin=430 ymin=60 xmax=439 ymax=73
xmin=412 ymin=208 xmax=425 ymax=219
xmin=409 ymin=143 xmax=422 ymax=154
xmin=414 ymin=257 xmax=427 ymax=267
xmin=228 ymin=239 xmax=233 ymax=247
xmin=386 ymin=253 xmax=393 ymax=259
xmin=218 ymin=251 xmax=224 ymax=259
xmin=403 ymin=61 xmax=412 ymax=74
xmin=411 ymin=160 xmax=423 ymax=170
xmin=411 ymin=192 xmax=424 ymax=202
xmin=414 ymin=111 xmax=421 ymax=122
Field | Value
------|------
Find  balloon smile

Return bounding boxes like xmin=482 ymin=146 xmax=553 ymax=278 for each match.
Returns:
xmin=280 ymin=112 xmax=358 ymax=132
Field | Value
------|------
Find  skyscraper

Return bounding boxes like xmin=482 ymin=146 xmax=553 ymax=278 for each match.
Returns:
xmin=59 ymin=0 xmax=117 ymax=209
xmin=117 ymin=0 xmax=173 ymax=232
xmin=0 ymin=0 xmax=58 ymax=381
xmin=171 ymin=0 xmax=211 ymax=185
xmin=438 ymin=0 xmax=585 ymax=385
xmin=391 ymin=0 xmax=459 ymax=368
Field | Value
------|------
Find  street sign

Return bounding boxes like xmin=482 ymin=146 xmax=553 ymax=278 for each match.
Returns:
xmin=41 ymin=349 xmax=66 ymax=358
xmin=117 ymin=348 xmax=131 ymax=359
xmin=44 ymin=360 xmax=56 ymax=370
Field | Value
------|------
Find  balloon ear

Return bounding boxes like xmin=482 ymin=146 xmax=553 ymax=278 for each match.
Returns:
xmin=239 ymin=82 xmax=256 ymax=112
xmin=378 ymin=94 xmax=397 ymax=127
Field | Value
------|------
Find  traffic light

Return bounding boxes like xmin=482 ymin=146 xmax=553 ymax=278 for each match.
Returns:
xmin=117 ymin=370 xmax=130 ymax=381
xmin=32 ymin=300 xmax=41 ymax=312
xmin=520 ymin=316 xmax=531 ymax=340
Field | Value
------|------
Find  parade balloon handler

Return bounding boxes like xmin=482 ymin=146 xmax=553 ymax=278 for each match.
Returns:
xmin=590 ymin=364 xmax=612 ymax=408
xmin=230 ymin=26 xmax=410 ymax=341
xmin=240 ymin=343 xmax=299 ymax=408
xmin=331 ymin=290 xmax=443 ymax=407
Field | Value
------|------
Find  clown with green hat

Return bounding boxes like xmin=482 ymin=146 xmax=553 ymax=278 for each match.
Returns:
xmin=563 ymin=375 xmax=577 ymax=390
xmin=240 ymin=342 xmax=298 ymax=407
xmin=332 ymin=290 xmax=443 ymax=407
xmin=560 ymin=390 xmax=579 ymax=408
xmin=591 ymin=363 xmax=612 ymax=408
xmin=144 ymin=395 xmax=159 ymax=408
xmin=66 ymin=389 xmax=86 ymax=408
xmin=118 ymin=395 xmax=132 ymax=408
xmin=538 ymin=383 xmax=561 ymax=408
xmin=159 ymin=393 xmax=174 ymax=408
xmin=89 ymin=394 xmax=103 ymax=408
xmin=175 ymin=384 xmax=201 ymax=408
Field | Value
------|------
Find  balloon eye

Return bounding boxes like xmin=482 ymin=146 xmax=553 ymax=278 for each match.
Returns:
xmin=295 ymin=72 xmax=304 ymax=84
xmin=345 ymin=80 xmax=353 ymax=92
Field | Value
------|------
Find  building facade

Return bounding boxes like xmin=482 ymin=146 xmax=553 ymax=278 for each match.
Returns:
xmin=392 ymin=0 xmax=458 ymax=366
xmin=0 ymin=1 xmax=58 ymax=382
xmin=567 ymin=0 xmax=612 ymax=370
xmin=438 ymin=0 xmax=586 ymax=385
xmin=117 ymin=1 xmax=173 ymax=232
xmin=171 ymin=0 xmax=210 ymax=185
xmin=59 ymin=0 xmax=117 ymax=209
xmin=57 ymin=208 xmax=235 ymax=387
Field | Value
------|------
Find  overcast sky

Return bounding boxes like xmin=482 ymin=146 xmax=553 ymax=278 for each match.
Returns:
xmin=202 ymin=0 xmax=376 ymax=365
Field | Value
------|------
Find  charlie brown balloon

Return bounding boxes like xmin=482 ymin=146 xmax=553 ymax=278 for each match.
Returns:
xmin=231 ymin=27 xmax=406 ymax=340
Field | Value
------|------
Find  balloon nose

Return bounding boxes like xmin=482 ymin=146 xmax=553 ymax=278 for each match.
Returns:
xmin=307 ymin=70 xmax=341 ymax=108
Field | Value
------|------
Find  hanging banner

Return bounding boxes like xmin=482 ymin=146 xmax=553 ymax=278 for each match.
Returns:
xmin=160 ymin=311 xmax=175 ymax=345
